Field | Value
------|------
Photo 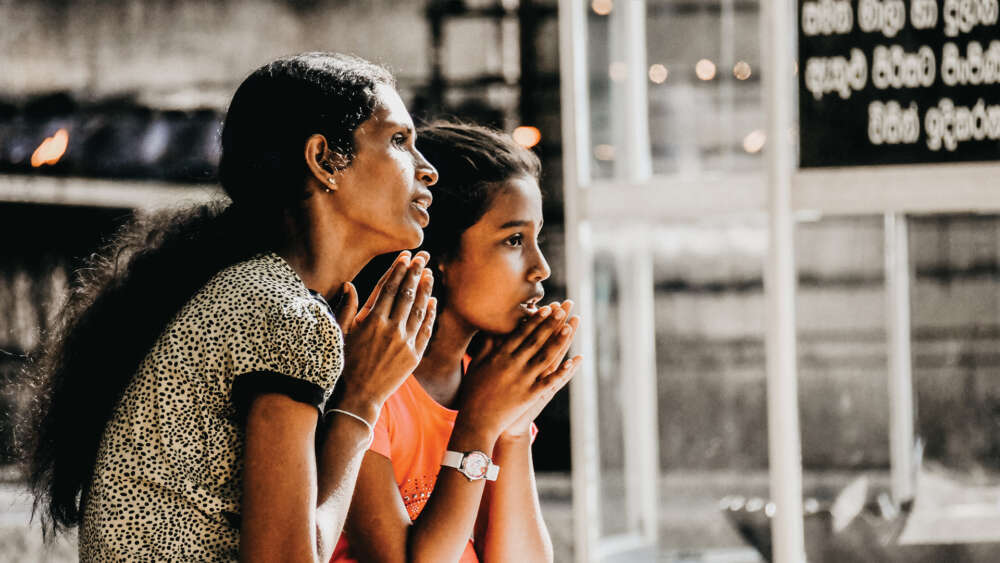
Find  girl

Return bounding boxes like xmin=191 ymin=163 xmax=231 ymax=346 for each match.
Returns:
xmin=331 ymin=123 xmax=581 ymax=562
xmin=28 ymin=53 xmax=439 ymax=562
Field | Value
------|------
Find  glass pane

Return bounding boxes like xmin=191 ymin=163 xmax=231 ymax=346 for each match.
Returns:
xmin=903 ymin=213 xmax=1000 ymax=560
xmin=629 ymin=217 xmax=767 ymax=560
xmin=593 ymin=250 xmax=630 ymax=537
xmin=586 ymin=0 xmax=765 ymax=180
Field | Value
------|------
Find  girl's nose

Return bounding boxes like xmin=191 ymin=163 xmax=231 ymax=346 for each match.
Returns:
xmin=530 ymin=252 xmax=551 ymax=282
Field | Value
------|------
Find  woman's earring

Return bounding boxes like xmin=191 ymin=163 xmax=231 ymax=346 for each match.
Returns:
xmin=323 ymin=177 xmax=336 ymax=193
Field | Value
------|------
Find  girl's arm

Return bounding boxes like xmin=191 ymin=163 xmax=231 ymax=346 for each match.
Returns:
xmin=474 ymin=432 xmax=553 ymax=563
xmin=344 ymin=424 xmax=497 ymax=563
xmin=475 ymin=311 xmax=581 ymax=563
xmin=343 ymin=306 xmax=579 ymax=563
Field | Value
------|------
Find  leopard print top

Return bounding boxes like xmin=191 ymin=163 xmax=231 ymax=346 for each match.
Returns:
xmin=80 ymin=252 xmax=343 ymax=561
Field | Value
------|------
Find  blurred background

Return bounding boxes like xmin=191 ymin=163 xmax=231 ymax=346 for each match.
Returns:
xmin=3 ymin=0 xmax=1000 ymax=561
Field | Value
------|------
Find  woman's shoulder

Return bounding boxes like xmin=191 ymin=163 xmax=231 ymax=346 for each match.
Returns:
xmin=195 ymin=252 xmax=318 ymax=317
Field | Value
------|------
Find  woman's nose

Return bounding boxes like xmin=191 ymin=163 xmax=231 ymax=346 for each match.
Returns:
xmin=415 ymin=152 xmax=438 ymax=187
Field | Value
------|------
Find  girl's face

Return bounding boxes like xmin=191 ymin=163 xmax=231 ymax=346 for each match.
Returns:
xmin=334 ymin=84 xmax=438 ymax=251
xmin=441 ymin=175 xmax=551 ymax=335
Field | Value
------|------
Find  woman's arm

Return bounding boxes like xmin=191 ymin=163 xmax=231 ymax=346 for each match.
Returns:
xmin=241 ymin=252 xmax=436 ymax=562
xmin=240 ymin=393 xmax=370 ymax=563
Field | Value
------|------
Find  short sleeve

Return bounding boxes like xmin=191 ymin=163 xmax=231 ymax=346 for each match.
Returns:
xmin=368 ymin=404 xmax=392 ymax=459
xmin=230 ymin=296 xmax=344 ymax=421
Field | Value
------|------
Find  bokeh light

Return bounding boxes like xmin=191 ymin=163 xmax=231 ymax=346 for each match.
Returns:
xmin=591 ymin=0 xmax=613 ymax=16
xmin=733 ymin=61 xmax=752 ymax=80
xmin=695 ymin=59 xmax=717 ymax=81
xmin=648 ymin=63 xmax=669 ymax=84
xmin=743 ymin=129 xmax=767 ymax=154
xmin=512 ymin=125 xmax=542 ymax=148
xmin=594 ymin=144 xmax=616 ymax=161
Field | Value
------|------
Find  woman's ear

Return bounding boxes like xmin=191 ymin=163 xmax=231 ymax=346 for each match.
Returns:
xmin=303 ymin=134 xmax=348 ymax=190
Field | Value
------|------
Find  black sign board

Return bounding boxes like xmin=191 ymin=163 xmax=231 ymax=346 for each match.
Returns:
xmin=799 ymin=0 xmax=1000 ymax=167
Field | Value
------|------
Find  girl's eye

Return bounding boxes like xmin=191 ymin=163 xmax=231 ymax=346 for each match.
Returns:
xmin=392 ymin=133 xmax=408 ymax=146
xmin=505 ymin=234 xmax=524 ymax=247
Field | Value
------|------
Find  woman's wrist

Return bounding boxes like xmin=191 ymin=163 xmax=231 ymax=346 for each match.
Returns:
xmin=327 ymin=393 xmax=380 ymax=428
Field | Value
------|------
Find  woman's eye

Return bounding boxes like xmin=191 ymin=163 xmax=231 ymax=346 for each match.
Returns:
xmin=505 ymin=234 xmax=524 ymax=247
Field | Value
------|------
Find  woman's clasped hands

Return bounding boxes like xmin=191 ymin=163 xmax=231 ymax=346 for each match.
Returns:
xmin=333 ymin=250 xmax=437 ymax=423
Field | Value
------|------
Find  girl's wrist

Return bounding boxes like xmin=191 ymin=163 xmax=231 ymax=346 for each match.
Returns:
xmin=450 ymin=417 xmax=499 ymax=454
xmin=497 ymin=428 xmax=532 ymax=447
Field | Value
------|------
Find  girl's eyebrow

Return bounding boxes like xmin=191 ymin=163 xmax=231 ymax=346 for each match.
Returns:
xmin=498 ymin=218 xmax=543 ymax=230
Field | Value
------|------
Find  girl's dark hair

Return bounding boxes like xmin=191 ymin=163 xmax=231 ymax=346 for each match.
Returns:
xmin=27 ymin=52 xmax=394 ymax=536
xmin=414 ymin=122 xmax=541 ymax=301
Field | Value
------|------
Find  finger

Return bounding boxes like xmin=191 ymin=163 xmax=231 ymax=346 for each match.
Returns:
xmin=513 ymin=303 xmax=570 ymax=359
xmin=542 ymin=316 xmax=579 ymax=375
xmin=371 ymin=252 xmax=412 ymax=319
xmin=499 ymin=304 xmax=556 ymax=355
xmin=413 ymin=297 xmax=437 ymax=356
xmin=533 ymin=355 xmax=582 ymax=396
xmin=389 ymin=253 xmax=428 ymax=323
xmin=405 ymin=269 xmax=433 ymax=335
xmin=358 ymin=252 xmax=410 ymax=322
xmin=524 ymin=317 xmax=575 ymax=372
xmin=559 ymin=300 xmax=574 ymax=317
xmin=335 ymin=282 xmax=359 ymax=334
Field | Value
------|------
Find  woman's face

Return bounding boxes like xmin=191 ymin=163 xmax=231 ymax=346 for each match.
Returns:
xmin=334 ymin=84 xmax=438 ymax=250
xmin=441 ymin=175 xmax=551 ymax=335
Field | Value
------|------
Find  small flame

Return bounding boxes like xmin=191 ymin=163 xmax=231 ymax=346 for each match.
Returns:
xmin=31 ymin=129 xmax=69 ymax=167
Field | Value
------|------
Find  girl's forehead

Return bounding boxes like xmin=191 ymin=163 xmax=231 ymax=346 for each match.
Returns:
xmin=480 ymin=176 xmax=543 ymax=227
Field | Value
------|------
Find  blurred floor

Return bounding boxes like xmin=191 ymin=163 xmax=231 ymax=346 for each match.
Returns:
xmin=2 ymin=471 xmax=770 ymax=563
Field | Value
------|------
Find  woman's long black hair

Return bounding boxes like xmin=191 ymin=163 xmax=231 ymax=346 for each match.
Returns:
xmin=26 ymin=52 xmax=394 ymax=536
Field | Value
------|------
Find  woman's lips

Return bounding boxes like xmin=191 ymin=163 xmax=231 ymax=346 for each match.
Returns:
xmin=410 ymin=201 xmax=430 ymax=225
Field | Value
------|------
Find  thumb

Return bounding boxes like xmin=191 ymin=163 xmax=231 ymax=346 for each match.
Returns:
xmin=335 ymin=282 xmax=359 ymax=334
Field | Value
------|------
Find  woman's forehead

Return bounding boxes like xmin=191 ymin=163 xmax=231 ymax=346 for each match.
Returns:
xmin=361 ymin=84 xmax=413 ymax=135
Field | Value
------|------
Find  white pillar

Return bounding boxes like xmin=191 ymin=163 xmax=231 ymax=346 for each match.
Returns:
xmin=615 ymin=233 xmax=660 ymax=544
xmin=885 ymin=212 xmax=915 ymax=504
xmin=761 ymin=0 xmax=807 ymax=561
xmin=558 ymin=1 xmax=600 ymax=562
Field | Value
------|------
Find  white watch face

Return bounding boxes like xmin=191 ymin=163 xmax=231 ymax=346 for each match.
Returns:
xmin=462 ymin=452 xmax=490 ymax=479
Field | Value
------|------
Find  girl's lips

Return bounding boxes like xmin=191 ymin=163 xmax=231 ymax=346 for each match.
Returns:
xmin=519 ymin=302 xmax=539 ymax=314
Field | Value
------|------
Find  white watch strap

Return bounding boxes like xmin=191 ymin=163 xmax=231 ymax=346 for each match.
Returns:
xmin=441 ymin=450 xmax=464 ymax=470
xmin=440 ymin=450 xmax=500 ymax=481
xmin=486 ymin=463 xmax=500 ymax=481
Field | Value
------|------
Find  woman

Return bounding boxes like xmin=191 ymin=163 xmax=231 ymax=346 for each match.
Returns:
xmin=332 ymin=123 xmax=581 ymax=562
xmin=28 ymin=53 xmax=439 ymax=562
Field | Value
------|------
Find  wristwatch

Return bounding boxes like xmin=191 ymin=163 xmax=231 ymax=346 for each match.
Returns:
xmin=441 ymin=450 xmax=500 ymax=481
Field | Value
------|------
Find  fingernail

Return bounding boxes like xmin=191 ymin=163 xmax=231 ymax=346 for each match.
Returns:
xmin=561 ymin=325 xmax=571 ymax=335
xmin=539 ymin=307 xmax=551 ymax=318
xmin=564 ymin=359 xmax=573 ymax=369
xmin=554 ymin=308 xmax=566 ymax=320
